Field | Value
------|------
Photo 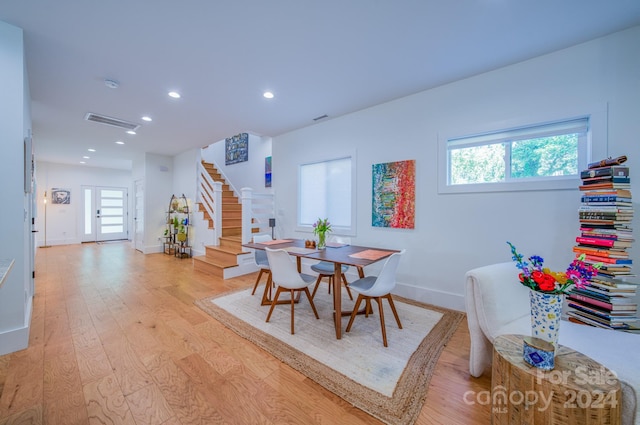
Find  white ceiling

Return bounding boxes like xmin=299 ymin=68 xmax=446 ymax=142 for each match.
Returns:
xmin=2 ymin=1 xmax=640 ymax=170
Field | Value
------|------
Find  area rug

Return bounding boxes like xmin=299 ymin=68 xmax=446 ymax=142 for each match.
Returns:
xmin=195 ymin=288 xmax=463 ymax=425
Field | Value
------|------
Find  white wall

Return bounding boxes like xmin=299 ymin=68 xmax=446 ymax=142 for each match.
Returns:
xmin=35 ymin=162 xmax=133 ymax=246
xmin=0 ymin=21 xmax=33 ymax=355
xmin=142 ymin=153 xmax=174 ymax=253
xmin=272 ymin=26 xmax=640 ymax=311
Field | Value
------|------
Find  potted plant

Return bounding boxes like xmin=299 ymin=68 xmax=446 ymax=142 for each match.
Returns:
xmin=173 ymin=216 xmax=179 ymax=233
xmin=313 ymin=218 xmax=332 ymax=249
xmin=177 ymin=224 xmax=187 ymax=243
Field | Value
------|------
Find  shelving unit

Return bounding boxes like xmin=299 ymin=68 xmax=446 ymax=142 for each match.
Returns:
xmin=164 ymin=194 xmax=192 ymax=258
xmin=566 ymin=158 xmax=638 ymax=331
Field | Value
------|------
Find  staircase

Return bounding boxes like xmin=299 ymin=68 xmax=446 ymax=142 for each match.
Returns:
xmin=192 ymin=161 xmax=247 ymax=278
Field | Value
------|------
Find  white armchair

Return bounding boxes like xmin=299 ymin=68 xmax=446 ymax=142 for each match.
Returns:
xmin=465 ymin=262 xmax=639 ymax=425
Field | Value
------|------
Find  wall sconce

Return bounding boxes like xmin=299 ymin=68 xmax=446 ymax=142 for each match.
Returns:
xmin=269 ymin=218 xmax=276 ymax=240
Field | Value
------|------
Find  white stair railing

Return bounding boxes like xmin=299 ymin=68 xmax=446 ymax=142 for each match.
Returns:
xmin=241 ymin=188 xmax=275 ymax=246
xmin=197 ymin=161 xmax=222 ymax=246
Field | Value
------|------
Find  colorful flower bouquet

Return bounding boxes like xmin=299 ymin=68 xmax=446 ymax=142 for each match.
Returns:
xmin=507 ymin=241 xmax=600 ymax=295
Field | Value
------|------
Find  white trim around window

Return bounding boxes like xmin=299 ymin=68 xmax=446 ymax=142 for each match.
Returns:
xmin=437 ymin=103 xmax=608 ymax=194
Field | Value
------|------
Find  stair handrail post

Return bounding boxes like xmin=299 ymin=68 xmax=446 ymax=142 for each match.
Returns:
xmin=241 ymin=187 xmax=253 ymax=246
xmin=213 ymin=181 xmax=223 ymax=246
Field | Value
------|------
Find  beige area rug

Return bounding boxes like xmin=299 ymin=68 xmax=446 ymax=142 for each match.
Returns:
xmin=195 ymin=287 xmax=463 ymax=425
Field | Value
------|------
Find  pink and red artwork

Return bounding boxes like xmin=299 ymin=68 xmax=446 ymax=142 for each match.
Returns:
xmin=372 ymin=160 xmax=415 ymax=229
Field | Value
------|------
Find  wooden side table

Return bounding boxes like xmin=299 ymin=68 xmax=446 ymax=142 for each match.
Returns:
xmin=492 ymin=334 xmax=621 ymax=425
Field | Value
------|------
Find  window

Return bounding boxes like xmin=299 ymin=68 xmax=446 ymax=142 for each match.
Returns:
xmin=299 ymin=156 xmax=354 ymax=234
xmin=441 ymin=117 xmax=591 ymax=193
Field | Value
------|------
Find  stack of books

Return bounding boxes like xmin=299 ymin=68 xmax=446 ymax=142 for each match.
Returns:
xmin=566 ymin=276 xmax=638 ymax=330
xmin=575 ymin=164 xmax=634 ymax=278
xmin=567 ymin=159 xmax=638 ymax=330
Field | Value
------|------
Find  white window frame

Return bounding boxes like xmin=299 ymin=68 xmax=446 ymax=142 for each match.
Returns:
xmin=437 ymin=105 xmax=607 ymax=194
xmin=296 ymin=152 xmax=356 ymax=236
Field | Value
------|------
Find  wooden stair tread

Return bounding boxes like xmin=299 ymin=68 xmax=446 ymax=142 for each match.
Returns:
xmin=205 ymin=245 xmax=245 ymax=256
xmin=192 ymin=255 xmax=238 ymax=269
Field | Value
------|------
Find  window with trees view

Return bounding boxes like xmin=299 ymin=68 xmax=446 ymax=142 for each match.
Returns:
xmin=445 ymin=117 xmax=589 ymax=191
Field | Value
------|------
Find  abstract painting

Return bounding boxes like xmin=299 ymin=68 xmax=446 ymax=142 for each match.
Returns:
xmin=265 ymin=156 xmax=272 ymax=187
xmin=372 ymin=160 xmax=415 ymax=228
xmin=225 ymin=133 xmax=249 ymax=165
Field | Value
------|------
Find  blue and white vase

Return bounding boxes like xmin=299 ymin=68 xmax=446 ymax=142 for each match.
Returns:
xmin=529 ymin=290 xmax=563 ymax=352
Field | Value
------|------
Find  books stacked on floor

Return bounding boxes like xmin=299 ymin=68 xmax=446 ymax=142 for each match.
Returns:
xmin=567 ymin=157 xmax=639 ymax=331
xmin=566 ymin=276 xmax=638 ymax=330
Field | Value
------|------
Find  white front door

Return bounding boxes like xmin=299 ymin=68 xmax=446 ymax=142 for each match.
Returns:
xmin=82 ymin=186 xmax=128 ymax=242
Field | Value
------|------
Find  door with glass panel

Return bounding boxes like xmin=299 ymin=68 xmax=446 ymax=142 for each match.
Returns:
xmin=82 ymin=186 xmax=128 ymax=242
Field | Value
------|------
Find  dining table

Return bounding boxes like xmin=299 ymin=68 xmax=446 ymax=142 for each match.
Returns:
xmin=242 ymin=238 xmax=399 ymax=339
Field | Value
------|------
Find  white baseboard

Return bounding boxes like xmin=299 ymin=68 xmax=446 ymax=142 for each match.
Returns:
xmin=0 ymin=295 xmax=32 ymax=356
xmin=144 ymin=244 xmax=164 ymax=254
xmin=394 ymin=282 xmax=465 ymax=312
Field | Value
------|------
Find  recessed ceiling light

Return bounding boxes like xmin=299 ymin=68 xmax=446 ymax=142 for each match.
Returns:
xmin=115 ymin=141 xmax=125 ymax=145
xmin=126 ymin=130 xmax=136 ymax=135
xmin=263 ymin=91 xmax=274 ymax=99
xmin=168 ymin=91 xmax=181 ymax=99
xmin=79 ymin=161 xmax=86 ymax=164
xmin=141 ymin=116 xmax=152 ymax=122
xmin=83 ymin=156 xmax=90 ymax=159
xmin=104 ymin=79 xmax=119 ymax=89
xmin=88 ymin=148 xmax=96 ymax=152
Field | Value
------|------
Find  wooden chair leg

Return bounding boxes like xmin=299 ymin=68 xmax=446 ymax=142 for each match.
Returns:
xmin=310 ymin=275 xmax=323 ymax=299
xmin=303 ymin=287 xmax=320 ymax=319
xmin=364 ymin=299 xmax=372 ymax=317
xmin=251 ymin=268 xmax=267 ymax=295
xmin=386 ymin=294 xmax=403 ymax=329
xmin=346 ymin=294 xmax=365 ymax=332
xmin=341 ymin=273 xmax=353 ymax=300
xmin=375 ymin=296 xmax=388 ymax=347
xmin=267 ymin=273 xmax=274 ymax=298
xmin=289 ymin=289 xmax=295 ymax=334
xmin=260 ymin=273 xmax=274 ymax=306
xmin=266 ymin=286 xmax=284 ymax=323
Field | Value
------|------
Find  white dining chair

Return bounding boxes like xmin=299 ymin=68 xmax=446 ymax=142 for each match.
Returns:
xmin=265 ymin=247 xmax=320 ymax=334
xmin=345 ymin=249 xmax=405 ymax=347
xmin=250 ymin=234 xmax=273 ymax=296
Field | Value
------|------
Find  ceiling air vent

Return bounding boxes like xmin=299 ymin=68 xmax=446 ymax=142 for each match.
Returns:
xmin=313 ymin=114 xmax=329 ymax=121
xmin=84 ymin=112 xmax=140 ymax=131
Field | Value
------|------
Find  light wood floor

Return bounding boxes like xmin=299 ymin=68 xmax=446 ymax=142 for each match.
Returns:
xmin=0 ymin=242 xmax=491 ymax=424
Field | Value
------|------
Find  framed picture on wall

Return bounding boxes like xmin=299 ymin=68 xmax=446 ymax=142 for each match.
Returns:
xmin=265 ymin=156 xmax=272 ymax=187
xmin=372 ymin=159 xmax=415 ymax=229
xmin=225 ymin=133 xmax=249 ymax=165
xmin=51 ymin=188 xmax=71 ymax=204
